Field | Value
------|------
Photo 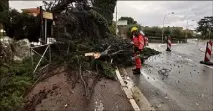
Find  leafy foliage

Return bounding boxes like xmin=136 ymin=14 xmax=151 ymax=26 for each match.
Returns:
xmin=93 ymin=0 xmax=117 ymax=25
xmin=0 ymin=0 xmax=9 ymax=12
xmin=0 ymin=9 xmax=40 ymax=41
xmin=196 ymin=16 xmax=213 ymax=39
xmin=140 ymin=47 xmax=160 ymax=57
xmin=0 ymin=57 xmax=43 ymax=110
xmin=118 ymin=16 xmax=195 ymax=40
xmin=109 ymin=21 xmax=116 ymax=35
xmin=141 ymin=26 xmax=195 ymax=40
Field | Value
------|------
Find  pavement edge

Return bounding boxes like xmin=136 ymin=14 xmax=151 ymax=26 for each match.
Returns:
xmin=115 ymin=68 xmax=155 ymax=111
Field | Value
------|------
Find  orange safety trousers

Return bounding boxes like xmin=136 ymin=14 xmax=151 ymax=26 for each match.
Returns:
xmin=134 ymin=53 xmax=142 ymax=68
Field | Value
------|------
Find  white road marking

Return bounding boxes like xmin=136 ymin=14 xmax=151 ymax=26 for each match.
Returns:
xmin=158 ymin=44 xmax=166 ymax=51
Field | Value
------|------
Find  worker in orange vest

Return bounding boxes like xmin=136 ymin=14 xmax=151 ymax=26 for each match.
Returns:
xmin=131 ymin=27 xmax=145 ymax=74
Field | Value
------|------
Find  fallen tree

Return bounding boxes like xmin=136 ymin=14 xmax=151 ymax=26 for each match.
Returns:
xmin=0 ymin=0 xmax=160 ymax=110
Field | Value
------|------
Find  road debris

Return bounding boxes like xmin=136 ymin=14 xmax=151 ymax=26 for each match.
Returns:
xmin=177 ymin=81 xmax=180 ymax=83
xmin=201 ymin=94 xmax=204 ymax=98
xmin=64 ymin=104 xmax=68 ymax=108
xmin=158 ymin=68 xmax=171 ymax=80
xmin=157 ymin=104 xmax=162 ymax=108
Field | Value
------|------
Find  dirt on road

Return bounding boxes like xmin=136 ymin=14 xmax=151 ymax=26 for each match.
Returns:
xmin=20 ymin=66 xmax=133 ymax=111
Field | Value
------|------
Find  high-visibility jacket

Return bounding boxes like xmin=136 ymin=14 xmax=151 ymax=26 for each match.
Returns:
xmin=132 ymin=33 xmax=145 ymax=50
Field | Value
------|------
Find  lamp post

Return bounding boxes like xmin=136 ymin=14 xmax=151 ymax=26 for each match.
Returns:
xmin=185 ymin=19 xmax=194 ymax=40
xmin=162 ymin=12 xmax=174 ymax=43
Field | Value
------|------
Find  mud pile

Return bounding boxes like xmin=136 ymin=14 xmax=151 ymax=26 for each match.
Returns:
xmin=20 ymin=66 xmax=133 ymax=111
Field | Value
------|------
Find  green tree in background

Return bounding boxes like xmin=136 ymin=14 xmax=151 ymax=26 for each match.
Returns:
xmin=142 ymin=26 xmax=162 ymax=37
xmin=171 ymin=27 xmax=184 ymax=39
xmin=118 ymin=16 xmax=196 ymax=40
xmin=196 ymin=16 xmax=213 ymax=39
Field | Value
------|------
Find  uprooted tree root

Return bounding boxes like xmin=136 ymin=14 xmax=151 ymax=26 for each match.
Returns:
xmin=66 ymin=66 xmax=102 ymax=100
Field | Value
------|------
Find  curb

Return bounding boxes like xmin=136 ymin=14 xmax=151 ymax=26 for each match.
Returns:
xmin=115 ymin=68 xmax=155 ymax=111
xmin=115 ymin=69 xmax=140 ymax=111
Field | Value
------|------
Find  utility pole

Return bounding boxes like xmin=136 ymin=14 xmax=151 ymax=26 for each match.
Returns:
xmin=115 ymin=2 xmax=118 ymax=38
xmin=185 ymin=20 xmax=189 ymax=40
xmin=185 ymin=20 xmax=194 ymax=41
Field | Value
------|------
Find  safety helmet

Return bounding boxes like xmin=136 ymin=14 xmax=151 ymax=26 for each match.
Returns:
xmin=131 ymin=27 xmax=138 ymax=33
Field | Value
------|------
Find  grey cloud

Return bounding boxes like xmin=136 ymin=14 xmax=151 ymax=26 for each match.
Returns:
xmin=115 ymin=1 xmax=212 ymax=29
xmin=9 ymin=1 xmax=213 ymax=30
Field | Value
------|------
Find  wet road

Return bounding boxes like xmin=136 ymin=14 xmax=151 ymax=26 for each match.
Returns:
xmin=127 ymin=39 xmax=213 ymax=110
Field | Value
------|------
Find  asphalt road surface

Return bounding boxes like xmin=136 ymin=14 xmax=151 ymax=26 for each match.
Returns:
xmin=127 ymin=39 xmax=213 ymax=110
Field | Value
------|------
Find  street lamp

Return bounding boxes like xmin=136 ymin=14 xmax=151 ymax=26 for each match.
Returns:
xmin=162 ymin=12 xmax=174 ymax=43
xmin=185 ymin=19 xmax=195 ymax=40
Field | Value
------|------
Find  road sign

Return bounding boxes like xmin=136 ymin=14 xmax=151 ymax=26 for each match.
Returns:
xmin=43 ymin=11 xmax=53 ymax=20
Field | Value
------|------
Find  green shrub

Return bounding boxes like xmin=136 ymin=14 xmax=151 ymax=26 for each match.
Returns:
xmin=0 ymin=56 xmax=44 ymax=110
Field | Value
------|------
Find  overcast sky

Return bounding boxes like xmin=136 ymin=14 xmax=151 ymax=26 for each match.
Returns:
xmin=9 ymin=1 xmax=213 ymax=30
